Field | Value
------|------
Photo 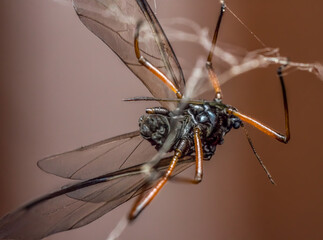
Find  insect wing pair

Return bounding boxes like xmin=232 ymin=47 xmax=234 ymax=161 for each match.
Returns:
xmin=0 ymin=0 xmax=198 ymax=239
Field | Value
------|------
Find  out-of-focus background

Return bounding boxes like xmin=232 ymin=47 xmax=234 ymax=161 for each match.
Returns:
xmin=0 ymin=0 xmax=322 ymax=239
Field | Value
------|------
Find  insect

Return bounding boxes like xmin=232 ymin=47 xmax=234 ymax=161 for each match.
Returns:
xmin=0 ymin=0 xmax=291 ymax=239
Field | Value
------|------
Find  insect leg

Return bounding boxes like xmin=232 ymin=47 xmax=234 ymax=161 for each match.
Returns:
xmin=134 ymin=22 xmax=182 ymax=99
xmin=206 ymin=1 xmax=226 ymax=100
xmin=145 ymin=107 xmax=170 ymax=115
xmin=193 ymin=127 xmax=203 ymax=183
xmin=227 ymin=65 xmax=290 ymax=143
xmin=128 ymin=149 xmax=183 ymax=220
xmin=241 ymin=123 xmax=276 ymax=184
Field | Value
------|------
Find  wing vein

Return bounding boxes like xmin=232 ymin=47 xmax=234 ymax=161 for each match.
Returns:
xmin=69 ymin=138 xmax=133 ymax=178
xmin=118 ymin=139 xmax=145 ymax=169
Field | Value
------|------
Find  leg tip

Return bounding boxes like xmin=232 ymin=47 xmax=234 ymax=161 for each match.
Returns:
xmin=194 ymin=175 xmax=203 ymax=184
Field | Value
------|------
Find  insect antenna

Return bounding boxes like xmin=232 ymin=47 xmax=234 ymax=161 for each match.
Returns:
xmin=123 ymin=96 xmax=211 ymax=105
xmin=241 ymin=124 xmax=276 ymax=185
xmin=124 ymin=96 xmax=181 ymax=102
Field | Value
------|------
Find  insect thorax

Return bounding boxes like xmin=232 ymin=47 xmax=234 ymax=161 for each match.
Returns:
xmin=139 ymin=102 xmax=242 ymax=159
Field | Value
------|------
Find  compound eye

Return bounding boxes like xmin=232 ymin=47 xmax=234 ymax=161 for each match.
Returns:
xmin=197 ymin=114 xmax=208 ymax=123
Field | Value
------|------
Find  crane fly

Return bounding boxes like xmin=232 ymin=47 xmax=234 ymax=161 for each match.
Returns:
xmin=0 ymin=0 xmax=290 ymax=239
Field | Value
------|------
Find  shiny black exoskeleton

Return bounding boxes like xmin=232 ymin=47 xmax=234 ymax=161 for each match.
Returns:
xmin=139 ymin=101 xmax=242 ymax=159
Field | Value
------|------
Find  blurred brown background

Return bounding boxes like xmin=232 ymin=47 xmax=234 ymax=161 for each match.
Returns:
xmin=0 ymin=0 xmax=322 ymax=239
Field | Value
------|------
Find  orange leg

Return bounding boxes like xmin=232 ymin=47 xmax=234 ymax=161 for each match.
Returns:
xmin=206 ymin=1 xmax=226 ymax=100
xmin=128 ymin=149 xmax=182 ymax=220
xmin=193 ymin=127 xmax=203 ymax=183
xmin=145 ymin=107 xmax=169 ymax=115
xmin=206 ymin=63 xmax=222 ymax=100
xmin=227 ymin=65 xmax=290 ymax=143
xmin=134 ymin=22 xmax=182 ymax=99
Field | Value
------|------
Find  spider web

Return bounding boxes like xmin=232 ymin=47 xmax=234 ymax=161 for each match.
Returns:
xmin=160 ymin=2 xmax=323 ymax=99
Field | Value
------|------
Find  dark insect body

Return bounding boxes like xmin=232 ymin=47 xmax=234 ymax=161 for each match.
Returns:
xmin=139 ymin=103 xmax=242 ymax=159
xmin=0 ymin=0 xmax=290 ymax=239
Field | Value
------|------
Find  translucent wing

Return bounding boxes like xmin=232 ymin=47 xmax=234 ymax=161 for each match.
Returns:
xmin=0 ymin=156 xmax=194 ymax=240
xmin=73 ymin=0 xmax=185 ymax=109
xmin=38 ymin=131 xmax=161 ymax=180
